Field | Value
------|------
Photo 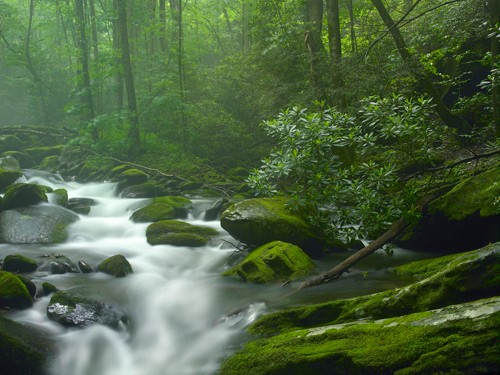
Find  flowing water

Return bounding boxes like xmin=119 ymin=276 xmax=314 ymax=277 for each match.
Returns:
xmin=3 ymin=170 xmax=434 ymax=375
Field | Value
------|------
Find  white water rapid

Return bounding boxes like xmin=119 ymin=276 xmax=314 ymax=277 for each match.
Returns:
xmin=4 ymin=170 xmax=426 ymax=375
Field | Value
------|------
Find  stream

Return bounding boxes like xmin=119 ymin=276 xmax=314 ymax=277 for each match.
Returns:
xmin=2 ymin=170 xmax=437 ymax=375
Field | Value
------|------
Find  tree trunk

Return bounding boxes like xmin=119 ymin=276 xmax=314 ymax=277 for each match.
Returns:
xmin=159 ymin=0 xmax=167 ymax=53
xmin=326 ymin=0 xmax=341 ymax=65
xmin=488 ymin=0 xmax=500 ymax=137
xmin=371 ymin=0 xmax=471 ymax=134
xmin=75 ymin=0 xmax=97 ymax=139
xmin=116 ymin=0 xmax=140 ymax=151
xmin=347 ymin=0 xmax=357 ymax=53
xmin=112 ymin=0 xmax=124 ymax=112
xmin=304 ymin=0 xmax=324 ymax=88
xmin=241 ymin=0 xmax=251 ymax=54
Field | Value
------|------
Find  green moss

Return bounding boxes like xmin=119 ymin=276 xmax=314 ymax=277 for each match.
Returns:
xmin=38 ymin=155 xmax=60 ymax=171
xmin=0 ymin=168 xmax=22 ymax=191
xmin=119 ymin=168 xmax=148 ymax=184
xmin=130 ymin=196 xmax=193 ymax=222
xmin=51 ymin=188 xmax=68 ymax=207
xmin=3 ymin=254 xmax=38 ymax=273
xmin=0 ymin=183 xmax=49 ymax=210
xmin=24 ymin=145 xmax=62 ymax=164
xmin=146 ymin=219 xmax=218 ymax=246
xmin=430 ymin=167 xmax=500 ymax=220
xmin=250 ymin=242 xmax=500 ymax=336
xmin=98 ymin=254 xmax=133 ymax=277
xmin=221 ymin=300 xmax=500 ymax=375
xmin=223 ymin=241 xmax=315 ymax=283
xmin=0 ymin=271 xmax=33 ymax=309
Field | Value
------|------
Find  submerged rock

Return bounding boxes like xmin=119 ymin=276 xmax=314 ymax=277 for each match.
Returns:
xmin=146 ymin=220 xmax=218 ymax=247
xmin=0 ymin=205 xmax=79 ymax=244
xmin=220 ymin=297 xmax=500 ymax=375
xmin=38 ymin=254 xmax=79 ymax=275
xmin=220 ymin=198 xmax=325 ymax=256
xmin=0 ymin=271 xmax=33 ymax=309
xmin=67 ymin=197 xmax=97 ymax=215
xmin=130 ymin=196 xmax=193 ymax=223
xmin=98 ymin=254 xmax=133 ymax=277
xmin=223 ymin=241 xmax=315 ymax=284
xmin=46 ymin=290 xmax=127 ymax=329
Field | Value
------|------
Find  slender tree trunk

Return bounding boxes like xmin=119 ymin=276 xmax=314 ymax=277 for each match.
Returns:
xmin=75 ymin=0 xmax=97 ymax=139
xmin=326 ymin=0 xmax=341 ymax=65
xmin=159 ymin=0 xmax=167 ymax=53
xmin=347 ymin=0 xmax=357 ymax=52
xmin=304 ymin=0 xmax=324 ymax=88
xmin=113 ymin=0 xmax=124 ymax=113
xmin=26 ymin=0 xmax=50 ymax=124
xmin=178 ymin=0 xmax=187 ymax=151
xmin=371 ymin=0 xmax=471 ymax=134
xmin=241 ymin=0 xmax=251 ymax=54
xmin=116 ymin=0 xmax=140 ymax=151
xmin=488 ymin=0 xmax=500 ymax=137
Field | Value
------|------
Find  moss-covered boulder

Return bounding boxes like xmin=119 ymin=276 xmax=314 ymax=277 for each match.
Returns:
xmin=0 ymin=205 xmax=79 ymax=244
xmin=0 ymin=135 xmax=22 ymax=153
xmin=2 ymin=254 xmax=38 ymax=273
xmin=0 ymin=183 xmax=49 ymax=211
xmin=0 ymin=271 xmax=33 ymax=309
xmin=47 ymin=290 xmax=127 ymax=329
xmin=130 ymin=196 xmax=193 ymax=223
xmin=0 ymin=168 xmax=22 ymax=191
xmin=220 ymin=297 xmax=500 ymax=375
xmin=98 ymin=254 xmax=133 ymax=277
xmin=50 ymin=188 xmax=68 ymax=207
xmin=401 ymin=167 xmax=500 ymax=251
xmin=120 ymin=181 xmax=170 ymax=198
xmin=0 ymin=315 xmax=54 ymax=375
xmin=146 ymin=220 xmax=218 ymax=247
xmin=118 ymin=168 xmax=148 ymax=185
xmin=220 ymin=198 xmax=325 ymax=256
xmin=24 ymin=145 xmax=62 ymax=164
xmin=223 ymin=241 xmax=315 ymax=284
xmin=250 ymin=242 xmax=500 ymax=336
xmin=0 ymin=155 xmax=21 ymax=171
xmin=38 ymin=155 xmax=60 ymax=172
xmin=1 ymin=150 xmax=35 ymax=168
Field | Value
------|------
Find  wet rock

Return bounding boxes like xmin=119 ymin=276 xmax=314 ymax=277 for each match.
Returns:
xmin=98 ymin=254 xmax=133 ymax=278
xmin=0 ymin=155 xmax=21 ymax=171
xmin=2 ymin=254 xmax=38 ymax=273
xmin=146 ymin=220 xmax=218 ymax=247
xmin=67 ymin=197 xmax=97 ymax=215
xmin=78 ymin=260 xmax=94 ymax=273
xmin=220 ymin=297 xmax=500 ymax=375
xmin=204 ymin=198 xmax=229 ymax=221
xmin=130 ymin=196 xmax=193 ymax=223
xmin=0 ymin=271 xmax=33 ymax=309
xmin=118 ymin=168 xmax=148 ymax=185
xmin=0 ymin=135 xmax=22 ymax=153
xmin=1 ymin=151 xmax=35 ymax=169
xmin=50 ymin=188 xmax=68 ymax=207
xmin=220 ymin=198 xmax=325 ymax=257
xmin=47 ymin=290 xmax=127 ymax=329
xmin=24 ymin=145 xmax=62 ymax=164
xmin=0 ymin=315 xmax=54 ymax=375
xmin=0 ymin=168 xmax=22 ymax=191
xmin=46 ymin=255 xmax=79 ymax=275
xmin=0 ymin=183 xmax=49 ymax=210
xmin=0 ymin=205 xmax=79 ymax=244
xmin=223 ymin=241 xmax=315 ymax=284
xmin=15 ymin=274 xmax=37 ymax=298
xmin=42 ymin=282 xmax=58 ymax=295
xmin=38 ymin=155 xmax=60 ymax=172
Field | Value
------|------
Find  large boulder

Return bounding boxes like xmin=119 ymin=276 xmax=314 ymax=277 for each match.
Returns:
xmin=146 ymin=220 xmax=218 ymax=247
xmin=46 ymin=290 xmax=127 ymax=329
xmin=223 ymin=241 xmax=315 ymax=284
xmin=0 ymin=271 xmax=33 ymax=309
xmin=0 ymin=135 xmax=22 ymax=153
xmin=251 ymin=242 xmax=500 ymax=335
xmin=204 ymin=198 xmax=229 ymax=221
xmin=220 ymin=297 xmax=500 ymax=375
xmin=98 ymin=254 xmax=133 ymax=277
xmin=2 ymin=254 xmax=38 ymax=273
xmin=0 ymin=183 xmax=49 ymax=211
xmin=1 ymin=150 xmax=36 ymax=168
xmin=0 ymin=205 xmax=79 ymax=244
xmin=0 ymin=315 xmax=54 ymax=375
xmin=0 ymin=168 xmax=22 ymax=191
xmin=220 ymin=198 xmax=325 ymax=256
xmin=130 ymin=196 xmax=193 ymax=223
xmin=23 ymin=145 xmax=62 ymax=164
xmin=400 ymin=167 xmax=500 ymax=251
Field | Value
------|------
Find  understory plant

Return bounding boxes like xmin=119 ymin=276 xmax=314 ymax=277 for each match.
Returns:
xmin=247 ymin=95 xmax=447 ymax=244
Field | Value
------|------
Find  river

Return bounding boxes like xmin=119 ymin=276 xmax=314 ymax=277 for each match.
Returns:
xmin=2 ymin=169 xmax=431 ymax=375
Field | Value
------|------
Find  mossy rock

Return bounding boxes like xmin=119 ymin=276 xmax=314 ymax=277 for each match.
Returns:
xmin=0 ymin=271 xmax=33 ymax=309
xmin=51 ymin=188 xmax=68 ymax=207
xmin=146 ymin=220 xmax=218 ymax=247
xmin=16 ymin=274 xmax=37 ymax=298
xmin=47 ymin=290 xmax=127 ymax=329
xmin=118 ymin=168 xmax=148 ymax=185
xmin=0 ymin=183 xmax=49 ymax=211
xmin=0 ymin=155 xmax=21 ymax=171
xmin=220 ymin=297 xmax=500 ymax=375
xmin=98 ymin=254 xmax=133 ymax=277
xmin=250 ymin=242 xmax=500 ymax=336
xmin=0 ymin=315 xmax=54 ymax=375
xmin=2 ymin=254 xmax=38 ymax=273
xmin=223 ymin=241 xmax=315 ymax=284
xmin=0 ymin=135 xmax=22 ymax=153
xmin=120 ymin=181 xmax=170 ymax=198
xmin=400 ymin=167 xmax=500 ymax=251
xmin=23 ymin=145 xmax=62 ymax=164
xmin=1 ymin=151 xmax=35 ymax=168
xmin=220 ymin=198 xmax=325 ymax=257
xmin=38 ymin=155 xmax=60 ymax=172
xmin=130 ymin=196 xmax=193 ymax=222
xmin=109 ymin=164 xmax=132 ymax=177
xmin=66 ymin=197 xmax=96 ymax=215
xmin=76 ymin=159 xmax=114 ymax=182
xmin=0 ymin=168 xmax=22 ymax=191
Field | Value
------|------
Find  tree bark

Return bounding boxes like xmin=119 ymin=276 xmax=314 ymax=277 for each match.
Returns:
xmin=488 ymin=0 xmax=500 ymax=137
xmin=304 ymin=0 xmax=324 ymax=88
xmin=116 ymin=0 xmax=140 ymax=151
xmin=347 ymin=0 xmax=357 ymax=53
xmin=370 ymin=0 xmax=471 ymax=134
xmin=326 ymin=0 xmax=341 ymax=65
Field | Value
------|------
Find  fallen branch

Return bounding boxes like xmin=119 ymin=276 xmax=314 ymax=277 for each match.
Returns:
xmin=298 ymin=194 xmax=438 ymax=290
